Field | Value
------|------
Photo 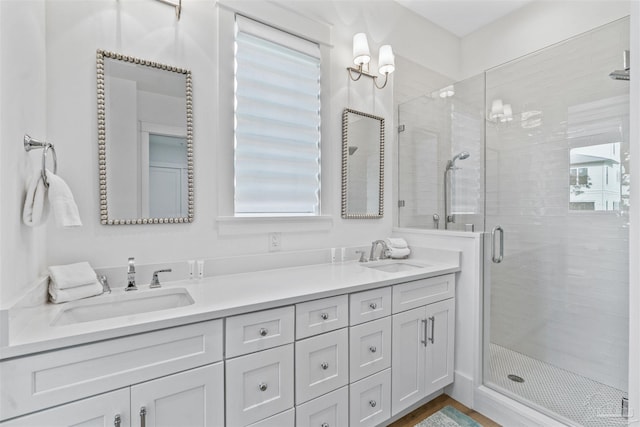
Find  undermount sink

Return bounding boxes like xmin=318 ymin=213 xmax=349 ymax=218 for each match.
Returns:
xmin=52 ymin=287 xmax=194 ymax=326
xmin=363 ymin=261 xmax=426 ymax=273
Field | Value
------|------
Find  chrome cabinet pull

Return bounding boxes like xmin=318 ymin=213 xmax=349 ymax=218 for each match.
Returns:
xmin=259 ymin=328 xmax=268 ymax=337
xmin=259 ymin=382 xmax=268 ymax=391
xmin=491 ymin=225 xmax=504 ymax=263
xmin=320 ymin=312 xmax=329 ymax=320
xmin=369 ymin=346 xmax=377 ymax=353
xmin=369 ymin=400 xmax=377 ymax=408
xmin=369 ymin=302 xmax=377 ymax=309
xmin=421 ymin=318 xmax=428 ymax=347
xmin=321 ymin=362 xmax=329 ymax=370
xmin=429 ymin=316 xmax=435 ymax=344
xmin=114 ymin=414 xmax=121 ymax=427
xmin=140 ymin=407 xmax=147 ymax=427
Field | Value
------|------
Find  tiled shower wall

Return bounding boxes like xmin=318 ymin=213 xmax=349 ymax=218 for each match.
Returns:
xmin=486 ymin=17 xmax=630 ymax=391
xmin=397 ymin=75 xmax=485 ymax=231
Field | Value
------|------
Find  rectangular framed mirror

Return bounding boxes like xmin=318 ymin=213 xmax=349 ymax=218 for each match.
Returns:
xmin=97 ymin=50 xmax=193 ymax=225
xmin=341 ymin=108 xmax=384 ymax=219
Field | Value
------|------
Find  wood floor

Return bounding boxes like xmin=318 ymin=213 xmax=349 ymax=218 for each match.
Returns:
xmin=388 ymin=394 xmax=501 ymax=427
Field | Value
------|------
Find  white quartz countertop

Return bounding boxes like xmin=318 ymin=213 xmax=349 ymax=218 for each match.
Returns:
xmin=1 ymin=257 xmax=459 ymax=360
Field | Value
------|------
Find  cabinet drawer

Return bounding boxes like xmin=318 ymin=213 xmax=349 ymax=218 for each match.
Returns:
xmin=392 ymin=274 xmax=455 ymax=313
xmin=295 ymin=328 xmax=349 ymax=404
xmin=349 ymin=287 xmax=391 ymax=325
xmin=349 ymin=317 xmax=391 ymax=382
xmin=349 ymin=368 xmax=391 ymax=427
xmin=246 ymin=408 xmax=295 ymax=427
xmin=296 ymin=295 xmax=348 ymax=339
xmin=296 ymin=386 xmax=349 ymax=427
xmin=0 ymin=320 xmax=222 ymax=421
xmin=226 ymin=344 xmax=294 ymax=426
xmin=226 ymin=306 xmax=294 ymax=358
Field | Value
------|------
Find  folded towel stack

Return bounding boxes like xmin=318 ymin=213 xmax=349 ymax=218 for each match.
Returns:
xmin=48 ymin=262 xmax=103 ymax=304
xmin=385 ymin=237 xmax=411 ymax=259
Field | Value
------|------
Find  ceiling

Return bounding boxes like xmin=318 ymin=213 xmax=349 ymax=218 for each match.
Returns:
xmin=395 ymin=0 xmax=534 ymax=37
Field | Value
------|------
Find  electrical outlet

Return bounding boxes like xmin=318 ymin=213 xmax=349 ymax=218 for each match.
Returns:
xmin=269 ymin=232 xmax=281 ymax=252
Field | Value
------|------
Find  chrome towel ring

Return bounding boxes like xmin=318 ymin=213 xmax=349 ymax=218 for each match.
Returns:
xmin=24 ymin=134 xmax=57 ymax=187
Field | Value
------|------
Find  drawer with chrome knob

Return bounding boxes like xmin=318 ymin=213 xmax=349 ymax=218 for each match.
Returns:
xmin=296 ymin=295 xmax=348 ymax=339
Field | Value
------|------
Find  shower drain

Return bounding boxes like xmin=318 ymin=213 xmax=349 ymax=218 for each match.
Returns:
xmin=508 ymin=374 xmax=525 ymax=383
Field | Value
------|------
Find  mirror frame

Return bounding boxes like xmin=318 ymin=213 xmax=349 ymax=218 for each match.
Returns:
xmin=96 ymin=49 xmax=194 ymax=225
xmin=341 ymin=108 xmax=385 ymax=219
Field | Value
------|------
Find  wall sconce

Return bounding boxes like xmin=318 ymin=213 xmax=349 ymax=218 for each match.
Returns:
xmin=347 ymin=33 xmax=395 ymax=89
xmin=489 ymin=99 xmax=513 ymax=122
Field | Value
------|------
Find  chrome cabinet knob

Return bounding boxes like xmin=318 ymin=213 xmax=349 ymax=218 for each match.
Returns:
xmin=320 ymin=362 xmax=329 ymax=370
xmin=114 ymin=414 xmax=121 ymax=427
xmin=369 ymin=302 xmax=377 ymax=309
xmin=369 ymin=400 xmax=377 ymax=407
xmin=321 ymin=423 xmax=329 ymax=427
xmin=369 ymin=346 xmax=377 ymax=353
xmin=259 ymin=328 xmax=268 ymax=336
xmin=259 ymin=382 xmax=268 ymax=392
xmin=320 ymin=312 xmax=329 ymax=320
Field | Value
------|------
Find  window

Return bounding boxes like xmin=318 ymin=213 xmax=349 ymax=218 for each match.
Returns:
xmin=234 ymin=15 xmax=321 ymax=216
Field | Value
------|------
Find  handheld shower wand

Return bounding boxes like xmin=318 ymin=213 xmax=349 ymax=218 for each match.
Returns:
xmin=444 ymin=151 xmax=470 ymax=229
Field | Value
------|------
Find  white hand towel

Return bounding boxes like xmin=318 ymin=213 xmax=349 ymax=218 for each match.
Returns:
xmin=23 ymin=170 xmax=50 ymax=227
xmin=46 ymin=170 xmax=82 ymax=228
xmin=49 ymin=280 xmax=104 ymax=304
xmin=385 ymin=237 xmax=408 ymax=249
xmin=389 ymin=247 xmax=411 ymax=259
xmin=49 ymin=262 xmax=97 ymax=290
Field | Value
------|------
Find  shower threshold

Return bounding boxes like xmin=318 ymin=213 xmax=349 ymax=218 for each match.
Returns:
xmin=486 ymin=343 xmax=628 ymax=427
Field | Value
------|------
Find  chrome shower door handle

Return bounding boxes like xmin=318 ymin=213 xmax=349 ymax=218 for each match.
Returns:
xmin=491 ymin=225 xmax=504 ymax=263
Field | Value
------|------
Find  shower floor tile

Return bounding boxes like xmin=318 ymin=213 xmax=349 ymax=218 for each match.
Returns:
xmin=486 ymin=343 xmax=628 ymax=426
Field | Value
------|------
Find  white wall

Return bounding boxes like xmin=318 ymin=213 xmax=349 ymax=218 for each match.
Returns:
xmin=460 ymin=0 xmax=631 ymax=79
xmin=21 ymin=0 xmax=459 ymax=290
xmin=0 ymin=0 xmax=48 ymax=308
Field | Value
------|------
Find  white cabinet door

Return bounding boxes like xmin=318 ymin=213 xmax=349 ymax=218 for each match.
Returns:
xmin=349 ymin=369 xmax=391 ymax=427
xmin=391 ymin=306 xmax=426 ymax=416
xmin=130 ymin=363 xmax=223 ymax=427
xmin=424 ymin=298 xmax=455 ymax=396
xmin=0 ymin=388 xmax=129 ymax=427
xmin=296 ymin=386 xmax=349 ymax=427
xmin=226 ymin=344 xmax=294 ymax=426
xmin=295 ymin=329 xmax=349 ymax=404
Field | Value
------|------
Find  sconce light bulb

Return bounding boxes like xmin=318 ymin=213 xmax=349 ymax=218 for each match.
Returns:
xmin=378 ymin=45 xmax=395 ymax=75
xmin=353 ymin=33 xmax=371 ymax=65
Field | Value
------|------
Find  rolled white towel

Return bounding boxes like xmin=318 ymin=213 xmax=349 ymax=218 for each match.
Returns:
xmin=48 ymin=261 xmax=97 ymax=290
xmin=385 ymin=237 xmax=408 ymax=249
xmin=49 ymin=280 xmax=103 ymax=304
xmin=23 ymin=170 xmax=50 ymax=227
xmin=388 ymin=247 xmax=411 ymax=259
xmin=46 ymin=170 xmax=82 ymax=228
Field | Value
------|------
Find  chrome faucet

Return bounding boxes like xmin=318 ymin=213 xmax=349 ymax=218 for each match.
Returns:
xmin=369 ymin=240 xmax=390 ymax=261
xmin=150 ymin=269 xmax=172 ymax=288
xmin=126 ymin=257 xmax=137 ymax=291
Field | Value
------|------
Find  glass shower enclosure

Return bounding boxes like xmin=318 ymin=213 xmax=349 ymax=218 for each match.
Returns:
xmin=397 ymin=17 xmax=630 ymax=427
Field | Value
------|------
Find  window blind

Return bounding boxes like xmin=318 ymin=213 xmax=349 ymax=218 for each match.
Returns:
xmin=234 ymin=15 xmax=321 ymax=216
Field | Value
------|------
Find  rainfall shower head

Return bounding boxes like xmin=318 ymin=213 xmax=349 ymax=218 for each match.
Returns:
xmin=446 ymin=151 xmax=470 ymax=170
xmin=609 ymin=50 xmax=630 ymax=81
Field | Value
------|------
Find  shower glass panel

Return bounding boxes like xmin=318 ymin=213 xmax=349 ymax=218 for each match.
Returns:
xmin=397 ymin=75 xmax=485 ymax=231
xmin=483 ymin=18 xmax=630 ymax=426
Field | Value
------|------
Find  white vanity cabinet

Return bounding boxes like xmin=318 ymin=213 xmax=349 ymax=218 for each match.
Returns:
xmin=0 ymin=320 xmax=224 ymax=426
xmin=391 ymin=274 xmax=456 ymax=416
xmin=0 ymin=388 xmax=129 ymax=427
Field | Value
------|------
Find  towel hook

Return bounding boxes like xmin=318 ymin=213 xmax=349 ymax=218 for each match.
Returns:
xmin=24 ymin=134 xmax=57 ymax=187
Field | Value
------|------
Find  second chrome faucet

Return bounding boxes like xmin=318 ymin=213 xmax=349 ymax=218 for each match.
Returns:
xmin=126 ymin=257 xmax=137 ymax=291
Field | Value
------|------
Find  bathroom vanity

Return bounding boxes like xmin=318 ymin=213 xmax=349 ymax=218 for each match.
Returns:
xmin=0 ymin=258 xmax=458 ymax=427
